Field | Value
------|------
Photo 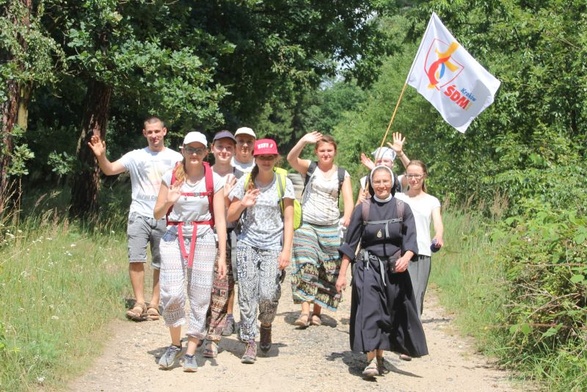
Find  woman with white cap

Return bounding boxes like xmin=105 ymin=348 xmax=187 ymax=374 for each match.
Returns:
xmin=336 ymin=165 xmax=427 ymax=378
xmin=153 ymin=131 xmax=227 ymax=372
xmin=357 ymin=132 xmax=411 ymax=204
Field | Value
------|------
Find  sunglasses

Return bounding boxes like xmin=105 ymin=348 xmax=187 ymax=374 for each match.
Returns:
xmin=183 ymin=146 xmax=207 ymax=155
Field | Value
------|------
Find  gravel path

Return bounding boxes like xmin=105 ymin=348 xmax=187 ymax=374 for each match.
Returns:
xmin=69 ymin=273 xmax=519 ymax=392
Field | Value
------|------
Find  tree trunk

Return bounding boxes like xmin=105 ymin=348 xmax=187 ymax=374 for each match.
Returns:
xmin=0 ymin=81 xmax=19 ymax=217
xmin=69 ymin=79 xmax=112 ymax=219
xmin=0 ymin=0 xmax=32 ymax=218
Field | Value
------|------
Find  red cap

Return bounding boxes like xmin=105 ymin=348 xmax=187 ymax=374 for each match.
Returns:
xmin=253 ymin=139 xmax=278 ymax=156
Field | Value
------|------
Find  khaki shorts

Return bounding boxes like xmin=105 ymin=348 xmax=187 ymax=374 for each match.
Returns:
xmin=127 ymin=212 xmax=166 ymax=269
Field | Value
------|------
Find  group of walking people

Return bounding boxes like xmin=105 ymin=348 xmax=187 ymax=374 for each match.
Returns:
xmin=88 ymin=117 xmax=444 ymax=378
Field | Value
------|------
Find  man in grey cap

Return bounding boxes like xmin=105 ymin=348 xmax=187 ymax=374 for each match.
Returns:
xmin=232 ymin=127 xmax=256 ymax=175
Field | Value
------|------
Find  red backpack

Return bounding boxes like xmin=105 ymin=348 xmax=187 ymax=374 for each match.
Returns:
xmin=166 ymin=161 xmax=214 ymax=268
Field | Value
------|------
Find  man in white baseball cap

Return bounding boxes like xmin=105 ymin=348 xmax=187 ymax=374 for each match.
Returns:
xmin=232 ymin=127 xmax=256 ymax=175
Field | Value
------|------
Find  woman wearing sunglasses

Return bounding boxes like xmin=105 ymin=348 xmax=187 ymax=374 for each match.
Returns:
xmin=153 ymin=131 xmax=227 ymax=372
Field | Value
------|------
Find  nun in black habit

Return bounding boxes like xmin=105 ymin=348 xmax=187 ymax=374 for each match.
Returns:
xmin=336 ymin=165 xmax=428 ymax=378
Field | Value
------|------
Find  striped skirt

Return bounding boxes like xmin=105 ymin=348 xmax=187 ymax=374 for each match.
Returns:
xmin=290 ymin=222 xmax=342 ymax=311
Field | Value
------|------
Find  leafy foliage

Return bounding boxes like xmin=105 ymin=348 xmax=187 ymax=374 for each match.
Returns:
xmin=492 ymin=200 xmax=587 ymax=389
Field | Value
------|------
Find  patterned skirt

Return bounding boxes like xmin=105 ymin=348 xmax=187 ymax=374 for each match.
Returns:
xmin=290 ymin=222 xmax=342 ymax=311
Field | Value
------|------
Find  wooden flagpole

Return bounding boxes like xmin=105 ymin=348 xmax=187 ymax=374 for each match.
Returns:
xmin=379 ymin=82 xmax=409 ymax=148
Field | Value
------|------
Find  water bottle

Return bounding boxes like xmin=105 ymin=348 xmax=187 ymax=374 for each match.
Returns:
xmin=430 ymin=238 xmax=442 ymax=253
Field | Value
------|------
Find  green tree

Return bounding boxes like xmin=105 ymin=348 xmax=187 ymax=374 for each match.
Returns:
xmin=0 ymin=0 xmax=62 ymax=215
xmin=40 ymin=0 xmax=228 ymax=217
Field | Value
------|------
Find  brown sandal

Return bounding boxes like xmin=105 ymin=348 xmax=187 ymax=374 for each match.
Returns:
xmin=310 ymin=314 xmax=322 ymax=326
xmin=146 ymin=305 xmax=160 ymax=321
xmin=294 ymin=313 xmax=310 ymax=328
xmin=126 ymin=302 xmax=147 ymax=321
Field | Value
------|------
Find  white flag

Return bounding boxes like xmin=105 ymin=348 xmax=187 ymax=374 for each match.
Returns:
xmin=407 ymin=12 xmax=501 ymax=133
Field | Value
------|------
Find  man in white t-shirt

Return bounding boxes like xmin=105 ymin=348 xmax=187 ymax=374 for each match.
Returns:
xmin=88 ymin=116 xmax=182 ymax=322
xmin=232 ymin=127 xmax=256 ymax=176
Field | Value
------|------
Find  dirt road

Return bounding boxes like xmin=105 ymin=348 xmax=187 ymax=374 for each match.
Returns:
xmin=68 ymin=275 xmax=519 ymax=392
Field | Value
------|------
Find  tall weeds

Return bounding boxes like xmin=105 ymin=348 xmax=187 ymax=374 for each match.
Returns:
xmin=0 ymin=199 xmax=129 ymax=391
xmin=430 ymin=208 xmax=509 ymax=353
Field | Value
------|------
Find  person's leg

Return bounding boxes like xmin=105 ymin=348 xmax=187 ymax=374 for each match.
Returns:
xmin=291 ymin=225 xmax=316 ymax=327
xmin=158 ymin=232 xmax=186 ymax=369
xmin=362 ymin=350 xmax=379 ymax=377
xmin=407 ymin=255 xmax=431 ymax=316
xmin=311 ymin=303 xmax=322 ymax=326
xmin=185 ymin=232 xmax=216 ymax=359
xmin=236 ymin=244 xmax=260 ymax=342
xmin=236 ymin=244 xmax=260 ymax=363
xmin=222 ymin=231 xmax=238 ymax=335
xmin=206 ymin=238 xmax=234 ymax=344
xmin=258 ymin=249 xmax=281 ymax=352
xmin=129 ymin=263 xmax=146 ymax=304
xmin=126 ymin=213 xmax=151 ymax=320
xmin=159 ymin=325 xmax=183 ymax=370
xmin=148 ymin=218 xmax=166 ymax=314
xmin=295 ymin=301 xmax=311 ymax=327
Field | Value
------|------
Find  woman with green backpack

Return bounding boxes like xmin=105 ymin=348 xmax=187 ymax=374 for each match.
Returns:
xmin=227 ymin=138 xmax=295 ymax=364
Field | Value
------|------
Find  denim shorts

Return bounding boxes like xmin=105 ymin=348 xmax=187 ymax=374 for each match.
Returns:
xmin=127 ymin=212 xmax=166 ymax=269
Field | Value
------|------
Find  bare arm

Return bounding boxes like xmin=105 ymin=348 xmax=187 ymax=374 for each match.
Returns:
xmin=287 ymin=131 xmax=322 ymax=175
xmin=431 ymin=206 xmax=444 ymax=247
xmin=279 ymin=198 xmax=294 ymax=270
xmin=213 ymin=188 xmax=227 ymax=279
xmin=341 ymin=175 xmax=354 ymax=227
xmin=335 ymin=255 xmax=351 ymax=293
xmin=88 ymin=134 xmax=126 ymax=175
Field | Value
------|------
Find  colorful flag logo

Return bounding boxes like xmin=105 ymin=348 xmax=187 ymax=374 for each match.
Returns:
xmin=407 ymin=13 xmax=501 ymax=133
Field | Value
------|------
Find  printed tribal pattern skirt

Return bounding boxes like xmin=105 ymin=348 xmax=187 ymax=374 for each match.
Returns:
xmin=290 ymin=222 xmax=342 ymax=311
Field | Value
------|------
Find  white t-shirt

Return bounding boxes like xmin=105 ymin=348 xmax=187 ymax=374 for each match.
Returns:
xmin=118 ymin=147 xmax=183 ymax=218
xmin=302 ymin=167 xmax=349 ymax=226
xmin=161 ymin=169 xmax=224 ymax=236
xmin=229 ymin=173 xmax=295 ymax=250
xmin=212 ymin=167 xmax=236 ymax=229
xmin=395 ymin=192 xmax=441 ymax=256
xmin=231 ymin=157 xmax=255 ymax=174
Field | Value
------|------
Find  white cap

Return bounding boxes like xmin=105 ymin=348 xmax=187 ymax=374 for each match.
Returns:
xmin=234 ymin=127 xmax=256 ymax=138
xmin=183 ymin=131 xmax=208 ymax=146
xmin=371 ymin=147 xmax=396 ymax=161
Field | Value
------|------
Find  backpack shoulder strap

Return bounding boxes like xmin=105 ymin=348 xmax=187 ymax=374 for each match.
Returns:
xmin=303 ymin=161 xmax=318 ymax=190
xmin=275 ymin=171 xmax=286 ymax=215
xmin=337 ymin=166 xmax=345 ymax=196
xmin=362 ymin=198 xmax=404 ymax=225
xmin=203 ymin=161 xmax=214 ymax=225
xmin=395 ymin=198 xmax=405 ymax=220
xmin=233 ymin=166 xmax=245 ymax=179
xmin=361 ymin=199 xmax=371 ymax=224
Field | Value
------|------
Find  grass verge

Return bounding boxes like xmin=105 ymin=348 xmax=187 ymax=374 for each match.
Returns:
xmin=0 ymin=214 xmax=128 ymax=391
